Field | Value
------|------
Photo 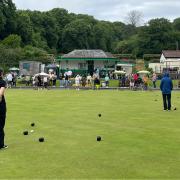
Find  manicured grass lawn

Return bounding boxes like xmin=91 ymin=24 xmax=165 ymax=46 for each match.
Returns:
xmin=1 ymin=89 xmax=180 ymax=179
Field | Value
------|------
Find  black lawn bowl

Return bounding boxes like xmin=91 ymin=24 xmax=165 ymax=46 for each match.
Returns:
xmin=97 ymin=136 xmax=102 ymax=142
xmin=98 ymin=114 xmax=102 ymax=117
xmin=31 ymin=123 xmax=35 ymax=127
xmin=23 ymin=131 xmax=28 ymax=135
xmin=39 ymin=137 xmax=45 ymax=142
xmin=174 ymin=107 xmax=177 ymax=111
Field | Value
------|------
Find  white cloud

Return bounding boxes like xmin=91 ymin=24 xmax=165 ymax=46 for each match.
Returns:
xmin=12 ymin=0 xmax=180 ymax=22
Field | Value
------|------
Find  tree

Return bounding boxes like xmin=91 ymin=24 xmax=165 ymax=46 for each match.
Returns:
xmin=0 ymin=44 xmax=23 ymax=68
xmin=136 ymin=18 xmax=174 ymax=56
xmin=112 ymin=22 xmax=125 ymax=41
xmin=173 ymin=18 xmax=180 ymax=31
xmin=16 ymin=11 xmax=33 ymax=44
xmin=115 ymin=35 xmax=138 ymax=55
xmin=41 ymin=12 xmax=58 ymax=49
xmin=93 ymin=21 xmax=114 ymax=51
xmin=62 ymin=19 xmax=94 ymax=52
xmin=0 ymin=34 xmax=22 ymax=48
xmin=22 ymin=45 xmax=52 ymax=64
xmin=49 ymin=8 xmax=72 ymax=29
xmin=0 ymin=0 xmax=17 ymax=39
xmin=31 ymin=32 xmax=48 ymax=50
xmin=0 ymin=7 xmax=6 ymax=35
xmin=125 ymin=10 xmax=143 ymax=27
xmin=49 ymin=8 xmax=73 ymax=51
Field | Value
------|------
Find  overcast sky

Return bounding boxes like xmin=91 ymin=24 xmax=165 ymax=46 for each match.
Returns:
xmin=12 ymin=0 xmax=180 ymax=23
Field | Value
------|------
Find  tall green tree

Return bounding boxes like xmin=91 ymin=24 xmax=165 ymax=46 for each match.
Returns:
xmin=0 ymin=34 xmax=22 ymax=48
xmin=16 ymin=11 xmax=33 ymax=44
xmin=93 ymin=21 xmax=114 ymax=51
xmin=62 ymin=19 xmax=94 ymax=52
xmin=136 ymin=18 xmax=174 ymax=56
xmin=0 ymin=0 xmax=17 ymax=39
xmin=41 ymin=12 xmax=58 ymax=49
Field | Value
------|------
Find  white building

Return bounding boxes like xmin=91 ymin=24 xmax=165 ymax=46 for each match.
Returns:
xmin=160 ymin=50 xmax=180 ymax=68
xmin=115 ymin=63 xmax=133 ymax=75
xmin=149 ymin=63 xmax=162 ymax=73
xmin=149 ymin=50 xmax=180 ymax=73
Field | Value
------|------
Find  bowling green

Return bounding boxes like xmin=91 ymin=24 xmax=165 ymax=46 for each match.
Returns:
xmin=1 ymin=89 xmax=180 ymax=179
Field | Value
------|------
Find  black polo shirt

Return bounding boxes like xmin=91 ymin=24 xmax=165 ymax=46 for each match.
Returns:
xmin=0 ymin=79 xmax=6 ymax=113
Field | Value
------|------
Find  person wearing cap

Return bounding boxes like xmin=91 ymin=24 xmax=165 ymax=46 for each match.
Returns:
xmin=0 ymin=69 xmax=8 ymax=149
xmin=160 ymin=72 xmax=173 ymax=111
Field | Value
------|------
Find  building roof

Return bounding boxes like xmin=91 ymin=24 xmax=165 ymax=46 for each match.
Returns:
xmin=162 ymin=50 xmax=180 ymax=58
xmin=62 ymin=49 xmax=115 ymax=58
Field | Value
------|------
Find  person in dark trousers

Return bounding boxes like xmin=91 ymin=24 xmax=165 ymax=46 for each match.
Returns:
xmin=0 ymin=69 xmax=8 ymax=149
xmin=160 ymin=72 xmax=173 ymax=111
xmin=94 ymin=77 xmax=100 ymax=90
xmin=121 ymin=75 xmax=126 ymax=87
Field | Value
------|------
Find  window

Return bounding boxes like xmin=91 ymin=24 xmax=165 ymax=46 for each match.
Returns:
xmin=78 ymin=63 xmax=87 ymax=69
xmin=116 ymin=66 xmax=122 ymax=71
xmin=23 ymin=63 xmax=30 ymax=71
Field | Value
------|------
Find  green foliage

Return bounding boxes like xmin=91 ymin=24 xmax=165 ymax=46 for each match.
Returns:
xmin=136 ymin=18 xmax=175 ymax=56
xmin=0 ymin=0 xmax=17 ymax=38
xmin=0 ymin=44 xmax=51 ymax=69
xmin=0 ymin=44 xmax=23 ymax=68
xmin=115 ymin=35 xmax=138 ymax=54
xmin=62 ymin=19 xmax=95 ymax=52
xmin=173 ymin=18 xmax=180 ymax=31
xmin=1 ymin=0 xmax=180 ymax=68
xmin=16 ymin=11 xmax=33 ymax=44
xmin=22 ymin=45 xmax=52 ymax=64
xmin=31 ymin=32 xmax=48 ymax=49
xmin=0 ymin=34 xmax=22 ymax=48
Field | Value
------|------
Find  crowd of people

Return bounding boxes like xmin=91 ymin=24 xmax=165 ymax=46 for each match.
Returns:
xmin=119 ymin=73 xmax=157 ymax=90
xmin=25 ymin=71 xmax=110 ymax=90
xmin=60 ymin=72 xmax=102 ymax=90
xmin=4 ymin=72 xmax=17 ymax=88
xmin=32 ymin=72 xmax=57 ymax=89
xmin=2 ymin=70 xmax=159 ymax=91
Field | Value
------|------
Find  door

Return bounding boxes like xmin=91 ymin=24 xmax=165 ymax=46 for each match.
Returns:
xmin=87 ymin=61 xmax=94 ymax=76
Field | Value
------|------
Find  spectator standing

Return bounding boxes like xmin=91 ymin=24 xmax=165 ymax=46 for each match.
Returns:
xmin=75 ymin=75 xmax=81 ymax=90
xmin=143 ymin=75 xmax=149 ymax=90
xmin=43 ymin=76 xmax=48 ymax=89
xmin=152 ymin=73 xmax=157 ymax=88
xmin=160 ymin=73 xmax=173 ymax=111
xmin=52 ymin=73 xmax=57 ymax=87
xmin=121 ymin=75 xmax=126 ymax=87
xmin=25 ymin=76 xmax=30 ymax=86
xmin=12 ymin=73 xmax=17 ymax=87
xmin=94 ymin=77 xmax=100 ymax=90
xmin=64 ymin=74 xmax=69 ymax=87
xmin=133 ymin=73 xmax=138 ymax=87
xmin=32 ymin=76 xmax=36 ymax=88
xmin=37 ymin=75 xmax=42 ymax=89
xmin=59 ymin=73 xmax=64 ymax=87
xmin=7 ymin=73 xmax=13 ymax=88
xmin=105 ymin=74 xmax=110 ymax=87
xmin=81 ymin=75 xmax=86 ymax=87
xmin=87 ymin=74 xmax=92 ymax=87
xmin=129 ymin=74 xmax=135 ymax=90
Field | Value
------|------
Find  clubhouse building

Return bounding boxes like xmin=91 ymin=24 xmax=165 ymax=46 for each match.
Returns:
xmin=56 ymin=49 xmax=133 ymax=75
